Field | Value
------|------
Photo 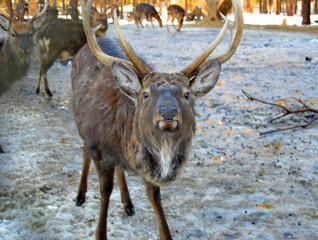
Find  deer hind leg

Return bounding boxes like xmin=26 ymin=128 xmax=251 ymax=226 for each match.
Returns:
xmin=95 ymin=160 xmax=114 ymax=240
xmin=144 ymin=181 xmax=172 ymax=240
xmin=115 ymin=167 xmax=135 ymax=216
xmin=177 ymin=18 xmax=183 ymax=32
xmin=76 ymin=147 xmax=92 ymax=206
xmin=172 ymin=18 xmax=178 ymax=31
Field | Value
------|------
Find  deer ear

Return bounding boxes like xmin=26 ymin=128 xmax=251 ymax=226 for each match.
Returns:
xmin=32 ymin=15 xmax=47 ymax=31
xmin=190 ymin=61 xmax=221 ymax=98
xmin=112 ymin=61 xmax=141 ymax=100
xmin=0 ymin=14 xmax=11 ymax=31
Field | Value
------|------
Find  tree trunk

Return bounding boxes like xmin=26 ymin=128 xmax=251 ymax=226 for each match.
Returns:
xmin=70 ymin=0 xmax=78 ymax=7
xmin=244 ymin=0 xmax=253 ymax=13
xmin=294 ymin=0 xmax=298 ymax=14
xmin=287 ymin=0 xmax=293 ymax=16
xmin=262 ymin=0 xmax=268 ymax=13
xmin=276 ymin=0 xmax=281 ymax=14
xmin=314 ymin=0 xmax=318 ymax=14
xmin=301 ymin=0 xmax=311 ymax=24
xmin=185 ymin=0 xmax=188 ymax=16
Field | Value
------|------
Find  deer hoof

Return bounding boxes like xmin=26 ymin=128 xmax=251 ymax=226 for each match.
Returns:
xmin=76 ymin=191 xmax=86 ymax=206
xmin=46 ymin=90 xmax=53 ymax=97
xmin=125 ymin=206 xmax=135 ymax=216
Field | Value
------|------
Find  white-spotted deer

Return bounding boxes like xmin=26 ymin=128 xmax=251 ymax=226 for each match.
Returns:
xmin=36 ymin=7 xmax=108 ymax=96
xmin=166 ymin=4 xmax=185 ymax=32
xmin=0 ymin=2 xmax=48 ymax=96
xmin=72 ymin=0 xmax=243 ymax=239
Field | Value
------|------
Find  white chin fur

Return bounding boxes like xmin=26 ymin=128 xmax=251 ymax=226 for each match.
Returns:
xmin=158 ymin=120 xmax=177 ymax=131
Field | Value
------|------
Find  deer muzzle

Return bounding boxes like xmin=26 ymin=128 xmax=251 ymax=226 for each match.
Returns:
xmin=154 ymin=103 xmax=181 ymax=131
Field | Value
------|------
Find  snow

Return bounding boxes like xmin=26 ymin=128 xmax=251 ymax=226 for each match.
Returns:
xmin=0 ymin=14 xmax=318 ymax=240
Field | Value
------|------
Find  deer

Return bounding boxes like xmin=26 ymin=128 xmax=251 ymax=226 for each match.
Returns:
xmin=166 ymin=4 xmax=185 ymax=32
xmin=72 ymin=0 xmax=243 ymax=238
xmin=186 ymin=6 xmax=204 ymax=22
xmin=37 ymin=0 xmax=58 ymax=23
xmin=0 ymin=2 xmax=48 ymax=96
xmin=135 ymin=3 xmax=162 ymax=28
xmin=127 ymin=11 xmax=142 ymax=28
xmin=67 ymin=3 xmax=79 ymax=21
xmin=16 ymin=0 xmax=29 ymax=22
xmin=35 ymin=7 xmax=108 ymax=96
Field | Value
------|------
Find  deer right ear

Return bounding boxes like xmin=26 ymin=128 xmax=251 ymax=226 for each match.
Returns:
xmin=0 ymin=14 xmax=11 ymax=31
xmin=32 ymin=15 xmax=47 ymax=31
xmin=112 ymin=61 xmax=141 ymax=100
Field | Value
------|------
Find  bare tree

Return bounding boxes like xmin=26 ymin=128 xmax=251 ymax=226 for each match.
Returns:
xmin=302 ymin=0 xmax=311 ymax=24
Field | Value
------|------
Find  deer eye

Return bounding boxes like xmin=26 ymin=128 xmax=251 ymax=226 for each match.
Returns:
xmin=184 ymin=92 xmax=190 ymax=100
xmin=11 ymin=32 xmax=16 ymax=37
xmin=143 ymin=92 xmax=150 ymax=99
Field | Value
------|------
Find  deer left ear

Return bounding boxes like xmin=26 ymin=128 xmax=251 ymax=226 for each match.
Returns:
xmin=190 ymin=61 xmax=221 ymax=98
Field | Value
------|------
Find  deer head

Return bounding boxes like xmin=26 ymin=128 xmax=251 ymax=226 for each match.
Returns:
xmin=0 ymin=1 xmax=48 ymax=54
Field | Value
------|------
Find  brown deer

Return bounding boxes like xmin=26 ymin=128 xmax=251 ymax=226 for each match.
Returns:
xmin=16 ymin=0 xmax=29 ymax=22
xmin=127 ymin=11 xmax=142 ymax=28
xmin=135 ymin=3 xmax=162 ymax=28
xmin=166 ymin=4 xmax=185 ymax=32
xmin=0 ymin=2 xmax=48 ymax=96
xmin=36 ymin=8 xmax=108 ymax=96
xmin=72 ymin=0 xmax=243 ymax=239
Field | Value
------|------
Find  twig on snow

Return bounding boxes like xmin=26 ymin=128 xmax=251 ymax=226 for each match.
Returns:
xmin=242 ymin=90 xmax=318 ymax=135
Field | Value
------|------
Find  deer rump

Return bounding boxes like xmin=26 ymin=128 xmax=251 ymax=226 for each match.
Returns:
xmin=71 ymin=38 xmax=194 ymax=186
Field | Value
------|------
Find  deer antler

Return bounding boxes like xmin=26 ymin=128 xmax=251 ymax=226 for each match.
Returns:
xmin=29 ymin=0 xmax=49 ymax=23
xmin=81 ymin=0 xmax=151 ymax=75
xmin=181 ymin=0 xmax=243 ymax=77
xmin=0 ymin=8 xmax=12 ymax=19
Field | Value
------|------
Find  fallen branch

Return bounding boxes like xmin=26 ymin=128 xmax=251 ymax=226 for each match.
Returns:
xmin=242 ymin=90 xmax=318 ymax=135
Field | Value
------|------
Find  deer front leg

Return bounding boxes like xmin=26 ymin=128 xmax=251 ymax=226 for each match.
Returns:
xmin=115 ymin=167 xmax=135 ymax=216
xmin=95 ymin=162 xmax=114 ymax=240
xmin=144 ymin=181 xmax=172 ymax=240
xmin=36 ymin=70 xmax=42 ymax=94
xmin=42 ymin=72 xmax=53 ymax=97
xmin=76 ymin=148 xmax=92 ymax=206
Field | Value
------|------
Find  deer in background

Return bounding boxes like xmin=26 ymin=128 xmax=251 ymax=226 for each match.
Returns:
xmin=135 ymin=3 xmax=162 ymax=28
xmin=67 ymin=3 xmax=79 ymax=21
xmin=16 ymin=0 xmax=29 ymax=22
xmin=127 ymin=11 xmax=142 ymax=28
xmin=37 ymin=0 xmax=58 ymax=23
xmin=36 ymin=7 xmax=108 ymax=96
xmin=72 ymin=0 xmax=243 ymax=239
xmin=0 ymin=2 xmax=48 ymax=96
xmin=166 ymin=4 xmax=185 ymax=32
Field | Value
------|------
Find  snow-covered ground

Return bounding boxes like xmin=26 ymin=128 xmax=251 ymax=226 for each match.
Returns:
xmin=0 ymin=15 xmax=317 ymax=240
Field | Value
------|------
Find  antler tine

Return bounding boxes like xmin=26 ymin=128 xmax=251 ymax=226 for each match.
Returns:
xmin=80 ymin=0 xmax=138 ymax=72
xmin=113 ymin=9 xmax=151 ymax=75
xmin=30 ymin=0 xmax=49 ymax=22
xmin=181 ymin=0 xmax=243 ymax=77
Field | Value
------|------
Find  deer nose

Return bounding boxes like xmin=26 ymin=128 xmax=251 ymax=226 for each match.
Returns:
xmin=158 ymin=105 xmax=178 ymax=121
xmin=20 ymin=39 xmax=29 ymax=53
